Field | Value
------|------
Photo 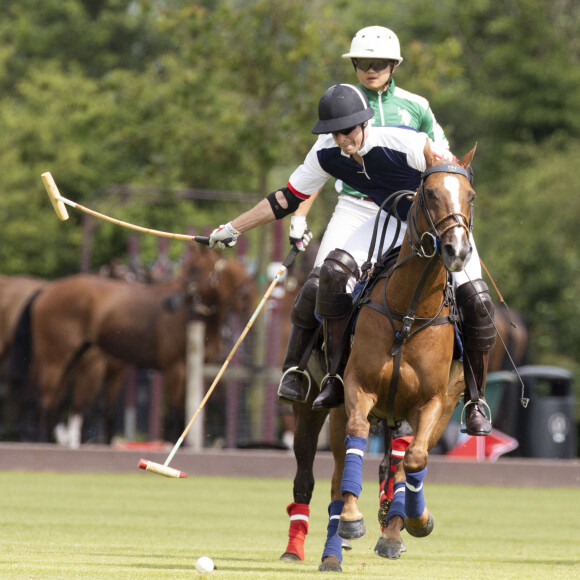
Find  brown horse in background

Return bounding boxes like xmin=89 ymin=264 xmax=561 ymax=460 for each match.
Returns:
xmin=14 ymin=244 xmax=254 ymax=443
xmin=332 ymin=144 xmax=477 ymax=567
xmin=0 ymin=274 xmax=130 ymax=444
xmin=0 ymin=275 xmax=47 ymax=439
xmin=489 ymin=305 xmax=528 ymax=372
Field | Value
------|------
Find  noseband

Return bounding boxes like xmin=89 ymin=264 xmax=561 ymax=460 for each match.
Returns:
xmin=408 ymin=164 xmax=473 ymax=259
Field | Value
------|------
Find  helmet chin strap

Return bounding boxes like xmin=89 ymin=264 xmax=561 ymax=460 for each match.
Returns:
xmin=380 ymin=62 xmax=396 ymax=92
xmin=358 ymin=122 xmax=368 ymax=150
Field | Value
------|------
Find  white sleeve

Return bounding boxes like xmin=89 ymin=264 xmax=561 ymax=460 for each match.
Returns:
xmin=287 ymin=135 xmax=332 ymax=198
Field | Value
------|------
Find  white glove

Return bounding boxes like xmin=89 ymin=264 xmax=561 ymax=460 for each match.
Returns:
xmin=209 ymin=222 xmax=240 ymax=249
xmin=289 ymin=215 xmax=313 ymax=252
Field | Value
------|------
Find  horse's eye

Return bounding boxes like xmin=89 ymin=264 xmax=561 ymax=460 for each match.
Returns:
xmin=425 ymin=188 xmax=438 ymax=201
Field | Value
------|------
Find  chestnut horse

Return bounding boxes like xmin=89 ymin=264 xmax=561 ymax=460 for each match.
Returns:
xmin=329 ymin=145 xmax=477 ymax=566
xmin=0 ymin=275 xmax=126 ymax=443
xmin=280 ymin=303 xmax=525 ymax=568
xmin=14 ymin=244 xmax=253 ymax=443
xmin=280 ymin=259 xmax=526 ymax=568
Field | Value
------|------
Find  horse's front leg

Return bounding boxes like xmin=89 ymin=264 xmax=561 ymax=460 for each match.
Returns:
xmin=337 ymin=378 xmax=376 ymax=541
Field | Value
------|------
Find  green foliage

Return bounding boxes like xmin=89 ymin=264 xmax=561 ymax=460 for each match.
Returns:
xmin=478 ymin=137 xmax=580 ymax=359
xmin=0 ymin=0 xmax=578 ymax=368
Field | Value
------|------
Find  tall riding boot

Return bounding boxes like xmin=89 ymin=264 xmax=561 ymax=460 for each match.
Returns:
xmin=311 ymin=249 xmax=359 ymax=411
xmin=277 ymin=269 xmax=320 ymax=404
xmin=311 ymin=315 xmax=350 ymax=410
xmin=463 ymin=348 xmax=492 ymax=435
xmin=456 ymin=279 xmax=496 ymax=436
xmin=278 ymin=323 xmax=318 ymax=404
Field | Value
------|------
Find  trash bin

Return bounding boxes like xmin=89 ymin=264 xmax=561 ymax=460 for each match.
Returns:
xmin=495 ymin=365 xmax=577 ymax=459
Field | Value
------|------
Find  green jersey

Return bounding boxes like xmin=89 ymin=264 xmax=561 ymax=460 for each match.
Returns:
xmin=339 ymin=81 xmax=448 ymax=198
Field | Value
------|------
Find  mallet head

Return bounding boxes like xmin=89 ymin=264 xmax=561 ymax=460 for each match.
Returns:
xmin=41 ymin=172 xmax=69 ymax=221
xmin=138 ymin=458 xmax=188 ymax=479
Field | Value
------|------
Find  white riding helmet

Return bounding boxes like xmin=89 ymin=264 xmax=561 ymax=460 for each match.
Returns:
xmin=342 ymin=26 xmax=403 ymax=64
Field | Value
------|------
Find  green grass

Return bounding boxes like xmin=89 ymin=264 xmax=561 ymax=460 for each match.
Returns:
xmin=0 ymin=472 xmax=578 ymax=578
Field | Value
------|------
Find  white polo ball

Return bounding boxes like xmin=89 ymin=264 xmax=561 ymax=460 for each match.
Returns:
xmin=195 ymin=556 xmax=214 ymax=575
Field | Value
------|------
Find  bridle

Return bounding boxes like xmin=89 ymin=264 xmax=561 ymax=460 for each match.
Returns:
xmin=407 ymin=163 xmax=473 ymax=259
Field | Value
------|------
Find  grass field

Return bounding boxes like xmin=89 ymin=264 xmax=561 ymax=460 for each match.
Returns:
xmin=0 ymin=471 xmax=578 ymax=579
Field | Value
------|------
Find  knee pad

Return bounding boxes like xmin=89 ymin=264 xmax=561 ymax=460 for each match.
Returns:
xmin=456 ymin=279 xmax=496 ymax=351
xmin=316 ymin=249 xmax=360 ymax=320
xmin=291 ymin=268 xmax=320 ymax=329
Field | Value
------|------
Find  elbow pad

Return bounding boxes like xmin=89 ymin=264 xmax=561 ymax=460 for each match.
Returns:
xmin=266 ymin=187 xmax=303 ymax=220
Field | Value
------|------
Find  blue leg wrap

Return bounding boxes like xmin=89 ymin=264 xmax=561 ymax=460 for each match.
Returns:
xmin=385 ymin=480 xmax=406 ymax=525
xmin=340 ymin=436 xmax=366 ymax=498
xmin=321 ymin=500 xmax=344 ymax=562
xmin=405 ymin=467 xmax=427 ymax=519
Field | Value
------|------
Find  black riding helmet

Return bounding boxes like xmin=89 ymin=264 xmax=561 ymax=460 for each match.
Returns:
xmin=311 ymin=83 xmax=374 ymax=135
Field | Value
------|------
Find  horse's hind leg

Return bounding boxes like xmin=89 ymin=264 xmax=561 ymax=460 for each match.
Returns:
xmin=318 ymin=407 xmax=348 ymax=572
xmin=375 ymin=460 xmax=407 ymax=559
xmin=280 ymin=398 xmax=328 ymax=562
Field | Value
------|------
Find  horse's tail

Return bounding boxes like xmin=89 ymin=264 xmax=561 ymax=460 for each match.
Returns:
xmin=10 ymin=289 xmax=43 ymax=384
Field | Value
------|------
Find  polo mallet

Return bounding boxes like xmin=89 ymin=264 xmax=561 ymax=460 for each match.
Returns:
xmin=139 ymin=244 xmax=300 ymax=477
xmin=41 ymin=172 xmax=210 ymax=245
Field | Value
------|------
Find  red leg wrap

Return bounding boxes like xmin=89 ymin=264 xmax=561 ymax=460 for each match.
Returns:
xmin=379 ymin=436 xmax=413 ymax=531
xmin=284 ymin=502 xmax=310 ymax=561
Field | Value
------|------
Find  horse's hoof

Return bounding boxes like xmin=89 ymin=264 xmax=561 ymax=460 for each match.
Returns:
xmin=374 ymin=536 xmax=404 ymax=559
xmin=318 ymin=555 xmax=342 ymax=572
xmin=405 ymin=511 xmax=434 ymax=538
xmin=279 ymin=552 xmax=302 ymax=561
xmin=341 ymin=538 xmax=352 ymax=551
xmin=337 ymin=518 xmax=366 ymax=540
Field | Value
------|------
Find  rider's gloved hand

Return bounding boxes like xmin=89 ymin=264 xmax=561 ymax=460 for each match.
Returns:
xmin=209 ymin=222 xmax=240 ymax=249
xmin=289 ymin=215 xmax=313 ymax=252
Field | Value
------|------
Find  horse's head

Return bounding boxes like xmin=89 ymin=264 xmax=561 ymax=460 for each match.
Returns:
xmin=177 ymin=244 xmax=254 ymax=320
xmin=408 ymin=141 xmax=477 ymax=272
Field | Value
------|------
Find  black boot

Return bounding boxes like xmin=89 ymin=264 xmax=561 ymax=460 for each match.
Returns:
xmin=462 ymin=350 xmax=492 ymax=435
xmin=311 ymin=249 xmax=359 ymax=411
xmin=456 ymin=280 xmax=496 ymax=436
xmin=278 ymin=323 xmax=317 ymax=404
xmin=278 ymin=270 xmax=320 ymax=404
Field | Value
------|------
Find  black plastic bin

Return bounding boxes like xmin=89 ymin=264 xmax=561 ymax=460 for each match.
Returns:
xmin=494 ymin=365 xmax=577 ymax=459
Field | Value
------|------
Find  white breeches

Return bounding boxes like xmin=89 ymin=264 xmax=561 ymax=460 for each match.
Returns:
xmin=314 ymin=194 xmax=482 ymax=287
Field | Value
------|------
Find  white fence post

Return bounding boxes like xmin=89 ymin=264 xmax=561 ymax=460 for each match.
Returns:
xmin=185 ymin=320 xmax=205 ymax=450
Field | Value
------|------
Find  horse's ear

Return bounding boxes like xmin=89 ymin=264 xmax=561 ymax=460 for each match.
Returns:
xmin=458 ymin=142 xmax=477 ymax=169
xmin=423 ymin=138 xmax=436 ymax=168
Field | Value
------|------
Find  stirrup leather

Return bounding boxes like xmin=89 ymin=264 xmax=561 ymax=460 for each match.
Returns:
xmin=278 ymin=366 xmax=312 ymax=403
xmin=460 ymin=398 xmax=492 ymax=433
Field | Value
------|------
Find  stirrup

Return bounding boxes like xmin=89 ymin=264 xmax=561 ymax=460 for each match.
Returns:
xmin=278 ymin=366 xmax=312 ymax=403
xmin=320 ymin=372 xmax=345 ymax=389
xmin=460 ymin=399 xmax=492 ymax=433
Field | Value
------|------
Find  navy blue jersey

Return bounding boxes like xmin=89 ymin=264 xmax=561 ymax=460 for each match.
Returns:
xmin=287 ymin=125 xmax=451 ymax=219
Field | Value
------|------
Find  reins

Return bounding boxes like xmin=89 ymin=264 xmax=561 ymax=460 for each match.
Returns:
xmin=357 ymin=163 xmax=473 ymax=426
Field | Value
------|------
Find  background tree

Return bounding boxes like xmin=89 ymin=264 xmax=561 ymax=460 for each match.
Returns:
xmin=0 ymin=0 xmax=579 ymax=395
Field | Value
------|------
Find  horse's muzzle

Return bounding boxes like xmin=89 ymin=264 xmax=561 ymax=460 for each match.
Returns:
xmin=441 ymin=234 xmax=472 ymax=272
